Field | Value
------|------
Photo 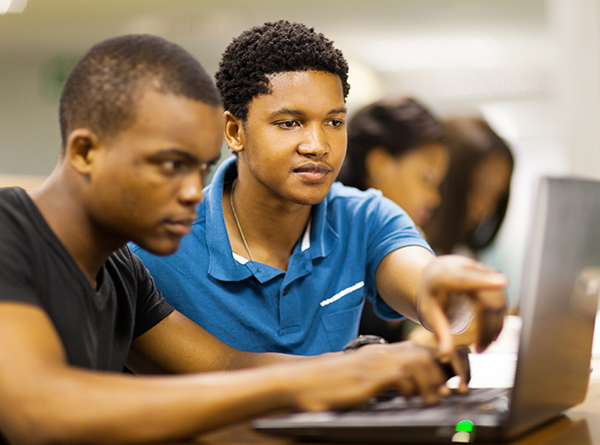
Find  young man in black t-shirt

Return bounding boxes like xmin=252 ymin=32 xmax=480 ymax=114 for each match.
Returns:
xmin=0 ymin=34 xmax=502 ymax=444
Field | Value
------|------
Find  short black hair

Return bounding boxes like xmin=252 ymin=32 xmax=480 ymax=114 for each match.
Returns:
xmin=338 ymin=97 xmax=447 ymax=190
xmin=215 ymin=20 xmax=350 ymax=121
xmin=59 ymin=34 xmax=221 ymax=149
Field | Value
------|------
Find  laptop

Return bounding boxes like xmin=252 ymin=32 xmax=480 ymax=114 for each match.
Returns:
xmin=252 ymin=176 xmax=600 ymax=443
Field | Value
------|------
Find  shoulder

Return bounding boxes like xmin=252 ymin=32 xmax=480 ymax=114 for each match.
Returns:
xmin=324 ymin=183 xmax=425 ymax=248
xmin=0 ymin=187 xmax=31 ymax=257
xmin=0 ymin=186 xmax=24 ymax=199
xmin=328 ymin=182 xmax=383 ymax=201
xmin=0 ymin=187 xmax=27 ymax=215
xmin=0 ymin=187 xmax=41 ymax=242
xmin=0 ymin=189 xmax=51 ymax=305
xmin=326 ymin=182 xmax=405 ymax=218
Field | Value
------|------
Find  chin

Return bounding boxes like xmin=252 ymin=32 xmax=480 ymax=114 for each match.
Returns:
xmin=291 ymin=195 xmax=328 ymax=206
xmin=138 ymin=238 xmax=182 ymax=256
xmin=290 ymin=185 xmax=331 ymax=205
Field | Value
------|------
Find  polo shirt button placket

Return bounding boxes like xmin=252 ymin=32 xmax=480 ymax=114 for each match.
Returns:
xmin=282 ymin=286 xmax=289 ymax=296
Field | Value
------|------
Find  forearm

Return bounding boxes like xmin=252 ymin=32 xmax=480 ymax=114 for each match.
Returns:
xmin=225 ymin=349 xmax=312 ymax=369
xmin=3 ymin=364 xmax=294 ymax=445
xmin=375 ymin=246 xmax=434 ymax=322
xmin=127 ymin=310 xmax=329 ymax=375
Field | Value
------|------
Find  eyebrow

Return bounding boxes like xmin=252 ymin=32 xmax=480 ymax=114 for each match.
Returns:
xmin=154 ymin=149 xmax=199 ymax=163
xmin=270 ymin=107 xmax=348 ymax=118
xmin=328 ymin=107 xmax=348 ymax=115
xmin=153 ymin=149 xmax=221 ymax=166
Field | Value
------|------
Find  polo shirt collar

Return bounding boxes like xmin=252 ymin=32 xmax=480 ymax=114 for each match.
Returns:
xmin=205 ymin=156 xmax=338 ymax=282
xmin=309 ymin=188 xmax=339 ymax=260
xmin=233 ymin=216 xmax=311 ymax=268
xmin=206 ymin=157 xmax=254 ymax=282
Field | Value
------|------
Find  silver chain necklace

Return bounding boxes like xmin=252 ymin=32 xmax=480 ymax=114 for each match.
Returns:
xmin=229 ymin=179 xmax=254 ymax=261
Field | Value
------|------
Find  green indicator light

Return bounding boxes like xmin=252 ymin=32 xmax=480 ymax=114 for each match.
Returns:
xmin=455 ymin=420 xmax=474 ymax=432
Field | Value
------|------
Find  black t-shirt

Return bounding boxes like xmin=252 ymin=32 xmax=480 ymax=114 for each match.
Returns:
xmin=0 ymin=187 xmax=174 ymax=371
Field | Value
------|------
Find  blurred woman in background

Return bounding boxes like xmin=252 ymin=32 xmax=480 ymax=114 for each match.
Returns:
xmin=338 ymin=97 xmax=449 ymax=342
xmin=339 ymin=97 xmax=449 ymax=229
xmin=424 ymin=116 xmax=514 ymax=258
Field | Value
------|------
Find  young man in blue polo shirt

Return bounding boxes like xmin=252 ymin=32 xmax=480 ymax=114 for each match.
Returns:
xmin=132 ymin=21 xmax=507 ymax=360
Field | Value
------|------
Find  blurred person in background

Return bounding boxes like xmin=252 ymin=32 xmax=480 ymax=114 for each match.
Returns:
xmin=424 ymin=116 xmax=514 ymax=259
xmin=411 ymin=116 xmax=515 ymax=348
xmin=338 ymin=97 xmax=449 ymax=231
xmin=338 ymin=97 xmax=450 ymax=342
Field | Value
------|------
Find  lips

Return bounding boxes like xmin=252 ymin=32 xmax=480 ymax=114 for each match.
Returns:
xmin=294 ymin=162 xmax=332 ymax=183
xmin=164 ymin=215 xmax=196 ymax=236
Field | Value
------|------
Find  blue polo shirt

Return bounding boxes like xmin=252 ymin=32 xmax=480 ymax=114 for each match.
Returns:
xmin=131 ymin=157 xmax=432 ymax=355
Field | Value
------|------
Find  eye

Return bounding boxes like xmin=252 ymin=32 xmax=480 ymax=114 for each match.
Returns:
xmin=162 ymin=160 xmax=184 ymax=171
xmin=328 ymin=119 xmax=345 ymax=128
xmin=276 ymin=120 xmax=300 ymax=129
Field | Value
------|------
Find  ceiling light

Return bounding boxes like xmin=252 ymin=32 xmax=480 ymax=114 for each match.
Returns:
xmin=0 ymin=0 xmax=27 ymax=15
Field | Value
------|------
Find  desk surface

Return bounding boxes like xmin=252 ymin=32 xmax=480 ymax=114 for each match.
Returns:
xmin=193 ymin=377 xmax=600 ymax=445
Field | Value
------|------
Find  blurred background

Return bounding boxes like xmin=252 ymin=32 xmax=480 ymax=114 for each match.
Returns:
xmin=1 ymin=0 xmax=600 ymax=311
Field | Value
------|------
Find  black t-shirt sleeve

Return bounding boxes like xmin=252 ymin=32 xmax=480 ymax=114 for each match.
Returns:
xmin=127 ymin=249 xmax=175 ymax=338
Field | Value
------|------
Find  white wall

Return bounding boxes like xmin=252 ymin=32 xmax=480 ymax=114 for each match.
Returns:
xmin=548 ymin=0 xmax=600 ymax=180
xmin=0 ymin=53 xmax=61 ymax=175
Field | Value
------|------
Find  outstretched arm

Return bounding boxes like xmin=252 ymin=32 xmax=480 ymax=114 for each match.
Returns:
xmin=374 ymin=246 xmax=507 ymax=362
xmin=0 ymin=302 xmax=451 ymax=445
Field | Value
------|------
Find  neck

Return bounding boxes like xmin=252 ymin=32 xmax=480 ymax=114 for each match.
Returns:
xmin=224 ymin=172 xmax=312 ymax=271
xmin=28 ymin=166 xmax=120 ymax=288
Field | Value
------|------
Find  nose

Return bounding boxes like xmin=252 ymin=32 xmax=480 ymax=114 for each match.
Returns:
xmin=179 ymin=171 xmax=204 ymax=206
xmin=298 ymin=124 xmax=328 ymax=157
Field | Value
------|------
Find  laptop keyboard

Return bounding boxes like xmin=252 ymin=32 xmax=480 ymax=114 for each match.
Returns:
xmin=361 ymin=388 xmax=511 ymax=416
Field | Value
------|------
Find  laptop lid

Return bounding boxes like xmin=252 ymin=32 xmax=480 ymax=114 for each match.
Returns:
xmin=505 ymin=176 xmax=600 ymax=439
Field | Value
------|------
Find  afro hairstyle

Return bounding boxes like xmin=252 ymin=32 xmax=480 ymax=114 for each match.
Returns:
xmin=215 ymin=20 xmax=350 ymax=121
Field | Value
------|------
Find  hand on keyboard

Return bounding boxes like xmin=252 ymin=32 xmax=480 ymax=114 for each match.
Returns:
xmin=343 ymin=336 xmax=471 ymax=403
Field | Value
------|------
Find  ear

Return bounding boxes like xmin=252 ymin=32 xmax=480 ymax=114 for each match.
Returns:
xmin=224 ymin=111 xmax=246 ymax=154
xmin=64 ymin=128 xmax=102 ymax=175
xmin=364 ymin=147 xmax=393 ymax=185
